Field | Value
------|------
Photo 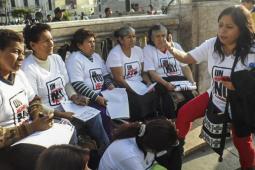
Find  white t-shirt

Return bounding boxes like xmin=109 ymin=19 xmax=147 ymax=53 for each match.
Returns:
xmin=98 ymin=138 xmax=155 ymax=170
xmin=189 ymin=37 xmax=255 ymax=112
xmin=66 ymin=51 xmax=108 ymax=93
xmin=106 ymin=45 xmax=143 ymax=82
xmin=0 ymin=70 xmax=35 ymax=127
xmin=22 ymin=54 xmax=69 ymax=108
xmin=143 ymin=43 xmax=187 ymax=78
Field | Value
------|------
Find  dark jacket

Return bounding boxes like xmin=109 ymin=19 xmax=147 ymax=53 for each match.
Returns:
xmin=229 ymin=69 xmax=255 ymax=137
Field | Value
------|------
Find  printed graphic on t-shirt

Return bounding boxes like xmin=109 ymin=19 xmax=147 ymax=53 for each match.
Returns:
xmin=124 ymin=61 xmax=139 ymax=79
xmin=89 ymin=68 xmax=104 ymax=90
xmin=212 ymin=66 xmax=231 ymax=102
xmin=160 ymin=58 xmax=181 ymax=76
xmin=9 ymin=90 xmax=29 ymax=125
xmin=46 ymin=77 xmax=66 ymax=106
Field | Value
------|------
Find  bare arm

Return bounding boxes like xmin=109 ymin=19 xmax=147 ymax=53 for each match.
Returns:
xmin=141 ymin=63 xmax=152 ymax=85
xmin=110 ymin=67 xmax=134 ymax=92
xmin=181 ymin=65 xmax=195 ymax=83
xmin=148 ymin=70 xmax=175 ymax=91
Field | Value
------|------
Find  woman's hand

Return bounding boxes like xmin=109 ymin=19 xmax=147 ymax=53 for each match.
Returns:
xmin=70 ymin=94 xmax=89 ymax=106
xmin=96 ymin=96 xmax=107 ymax=107
xmin=30 ymin=113 xmax=54 ymax=132
xmin=107 ymin=84 xmax=115 ymax=90
xmin=164 ymin=82 xmax=175 ymax=91
xmin=221 ymin=81 xmax=235 ymax=91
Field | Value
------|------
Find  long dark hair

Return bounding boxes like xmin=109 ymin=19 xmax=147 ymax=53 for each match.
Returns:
xmin=113 ymin=119 xmax=178 ymax=152
xmin=23 ymin=23 xmax=51 ymax=50
xmin=69 ymin=28 xmax=95 ymax=53
xmin=36 ymin=144 xmax=89 ymax=170
xmin=214 ymin=5 xmax=255 ymax=64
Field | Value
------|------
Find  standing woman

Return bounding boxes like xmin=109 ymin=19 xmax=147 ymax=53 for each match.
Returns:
xmin=0 ymin=29 xmax=53 ymax=170
xmin=98 ymin=119 xmax=182 ymax=170
xmin=168 ymin=6 xmax=255 ymax=169
xmin=66 ymin=28 xmax=114 ymax=138
xmin=106 ymin=26 xmax=157 ymax=121
xmin=22 ymin=23 xmax=110 ymax=148
xmin=143 ymin=24 xmax=195 ymax=119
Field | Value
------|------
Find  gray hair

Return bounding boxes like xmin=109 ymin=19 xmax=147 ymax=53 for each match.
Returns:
xmin=147 ymin=24 xmax=168 ymax=46
xmin=114 ymin=26 xmax=135 ymax=38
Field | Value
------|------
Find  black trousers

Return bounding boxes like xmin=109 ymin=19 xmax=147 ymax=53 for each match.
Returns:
xmin=155 ymin=76 xmax=194 ymax=119
xmin=156 ymin=145 xmax=183 ymax=170
xmin=0 ymin=143 xmax=45 ymax=170
xmin=127 ymin=91 xmax=158 ymax=121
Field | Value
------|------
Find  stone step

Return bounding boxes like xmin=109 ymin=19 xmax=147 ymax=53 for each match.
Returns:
xmin=184 ymin=124 xmax=207 ymax=156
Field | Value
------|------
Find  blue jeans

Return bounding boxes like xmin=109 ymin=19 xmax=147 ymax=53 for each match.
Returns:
xmin=85 ymin=114 xmax=110 ymax=146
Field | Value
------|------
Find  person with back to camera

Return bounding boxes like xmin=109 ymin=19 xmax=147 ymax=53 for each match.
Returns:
xmin=36 ymin=144 xmax=90 ymax=170
xmin=166 ymin=5 xmax=255 ymax=169
xmin=98 ymin=118 xmax=182 ymax=170
xmin=0 ymin=29 xmax=55 ymax=170
xmin=21 ymin=23 xmax=110 ymax=150
xmin=143 ymin=24 xmax=196 ymax=119
xmin=66 ymin=28 xmax=114 ymax=139
xmin=106 ymin=26 xmax=158 ymax=121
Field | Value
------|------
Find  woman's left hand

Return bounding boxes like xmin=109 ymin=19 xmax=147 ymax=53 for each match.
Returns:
xmin=70 ymin=94 xmax=89 ymax=106
xmin=221 ymin=81 xmax=235 ymax=91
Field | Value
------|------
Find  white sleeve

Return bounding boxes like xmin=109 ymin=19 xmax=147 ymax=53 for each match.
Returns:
xmin=119 ymin=157 xmax=147 ymax=170
xmin=66 ymin=55 xmax=84 ymax=83
xmin=18 ymin=71 xmax=35 ymax=102
xmin=55 ymin=55 xmax=69 ymax=84
xmin=136 ymin=46 xmax=144 ymax=63
xmin=188 ymin=38 xmax=214 ymax=64
xmin=106 ymin=52 xmax=122 ymax=68
xmin=143 ymin=47 xmax=156 ymax=71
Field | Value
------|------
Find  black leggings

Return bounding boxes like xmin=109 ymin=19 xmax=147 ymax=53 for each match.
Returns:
xmin=155 ymin=76 xmax=194 ymax=119
xmin=0 ymin=144 xmax=45 ymax=170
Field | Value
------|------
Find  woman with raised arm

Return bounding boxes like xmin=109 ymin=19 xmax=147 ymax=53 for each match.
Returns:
xmin=167 ymin=6 xmax=255 ymax=169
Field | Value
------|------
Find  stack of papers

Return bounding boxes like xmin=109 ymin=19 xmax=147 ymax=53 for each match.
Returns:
xmin=101 ymin=88 xmax=130 ymax=119
xmin=170 ymin=81 xmax=197 ymax=91
xmin=13 ymin=123 xmax=74 ymax=148
xmin=61 ymin=101 xmax=100 ymax=122
xmin=126 ymin=80 xmax=157 ymax=95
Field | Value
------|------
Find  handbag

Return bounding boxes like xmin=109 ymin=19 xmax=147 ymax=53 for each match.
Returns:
xmin=201 ymin=94 xmax=231 ymax=162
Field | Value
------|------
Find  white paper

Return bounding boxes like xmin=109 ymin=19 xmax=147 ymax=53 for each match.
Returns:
xmin=101 ymin=88 xmax=130 ymax=119
xmin=170 ymin=81 xmax=197 ymax=91
xmin=126 ymin=80 xmax=157 ymax=95
xmin=13 ymin=123 xmax=74 ymax=148
xmin=61 ymin=101 xmax=100 ymax=122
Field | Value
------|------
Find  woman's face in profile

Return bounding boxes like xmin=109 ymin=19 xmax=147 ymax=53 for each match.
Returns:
xmin=0 ymin=41 xmax=24 ymax=73
xmin=30 ymin=30 xmax=54 ymax=60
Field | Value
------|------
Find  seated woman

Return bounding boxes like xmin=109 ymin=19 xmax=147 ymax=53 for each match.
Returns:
xmin=21 ymin=23 xmax=109 ymax=149
xmin=36 ymin=144 xmax=90 ymax=170
xmin=98 ymin=119 xmax=182 ymax=170
xmin=0 ymin=29 xmax=56 ymax=170
xmin=106 ymin=26 xmax=157 ymax=121
xmin=65 ymin=28 xmax=114 ymax=139
xmin=143 ymin=24 xmax=196 ymax=119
